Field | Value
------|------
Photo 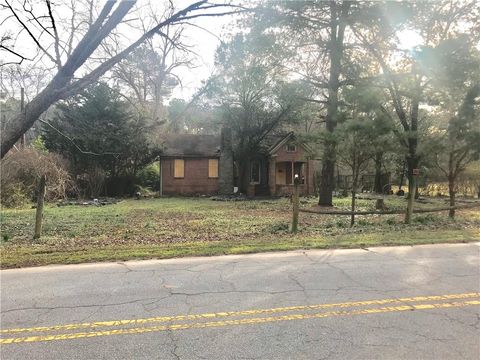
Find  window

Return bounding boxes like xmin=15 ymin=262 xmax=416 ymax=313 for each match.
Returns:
xmin=286 ymin=144 xmax=297 ymax=152
xmin=250 ymin=160 xmax=261 ymax=184
xmin=174 ymin=159 xmax=184 ymax=178
xmin=208 ymin=159 xmax=219 ymax=178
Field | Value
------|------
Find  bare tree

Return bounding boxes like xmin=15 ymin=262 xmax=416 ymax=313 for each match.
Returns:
xmin=0 ymin=0 xmax=242 ymax=158
xmin=110 ymin=20 xmax=194 ymax=123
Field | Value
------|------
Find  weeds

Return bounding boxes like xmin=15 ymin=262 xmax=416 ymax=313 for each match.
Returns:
xmin=1 ymin=197 xmax=479 ymax=268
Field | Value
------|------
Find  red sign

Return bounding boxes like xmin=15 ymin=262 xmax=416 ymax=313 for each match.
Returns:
xmin=412 ymin=168 xmax=420 ymax=176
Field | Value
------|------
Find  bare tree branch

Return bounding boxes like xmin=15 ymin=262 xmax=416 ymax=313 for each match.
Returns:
xmin=45 ymin=0 xmax=62 ymax=69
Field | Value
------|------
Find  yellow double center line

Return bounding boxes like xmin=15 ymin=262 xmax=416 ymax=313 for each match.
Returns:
xmin=1 ymin=292 xmax=479 ymax=344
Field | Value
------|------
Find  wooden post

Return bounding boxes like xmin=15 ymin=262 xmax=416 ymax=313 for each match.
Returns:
xmin=375 ymin=199 xmax=385 ymax=210
xmin=34 ymin=175 xmax=46 ymax=239
xmin=405 ymin=175 xmax=416 ymax=224
xmin=291 ymin=174 xmax=300 ymax=233
xmin=350 ymin=188 xmax=356 ymax=227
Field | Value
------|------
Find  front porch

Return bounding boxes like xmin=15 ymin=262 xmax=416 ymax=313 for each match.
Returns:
xmin=269 ymin=160 xmax=311 ymax=196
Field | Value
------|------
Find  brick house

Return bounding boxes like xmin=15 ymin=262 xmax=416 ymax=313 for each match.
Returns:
xmin=158 ymin=132 xmax=317 ymax=196
xmin=158 ymin=134 xmax=223 ymax=195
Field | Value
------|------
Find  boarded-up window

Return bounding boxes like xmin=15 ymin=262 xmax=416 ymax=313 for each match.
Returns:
xmin=174 ymin=159 xmax=184 ymax=178
xmin=208 ymin=159 xmax=219 ymax=178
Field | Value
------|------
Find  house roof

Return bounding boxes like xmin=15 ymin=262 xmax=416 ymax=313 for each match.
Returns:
xmin=262 ymin=133 xmax=291 ymax=151
xmin=160 ymin=134 xmax=221 ymax=157
xmin=267 ymin=132 xmax=315 ymax=155
xmin=158 ymin=131 xmax=314 ymax=158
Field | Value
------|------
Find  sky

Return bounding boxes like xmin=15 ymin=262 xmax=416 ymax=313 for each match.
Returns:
xmin=0 ymin=0 xmax=433 ymax=102
xmin=0 ymin=0 xmax=241 ymax=101
xmin=167 ymin=9 xmax=237 ymax=100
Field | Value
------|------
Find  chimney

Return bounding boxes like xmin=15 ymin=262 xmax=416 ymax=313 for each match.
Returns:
xmin=218 ymin=127 xmax=234 ymax=195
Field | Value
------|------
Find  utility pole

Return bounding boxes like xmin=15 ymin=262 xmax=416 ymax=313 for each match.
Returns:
xmin=20 ymin=88 xmax=26 ymax=148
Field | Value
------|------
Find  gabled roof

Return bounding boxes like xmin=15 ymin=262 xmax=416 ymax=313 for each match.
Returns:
xmin=267 ymin=132 xmax=314 ymax=155
xmin=160 ymin=134 xmax=221 ymax=157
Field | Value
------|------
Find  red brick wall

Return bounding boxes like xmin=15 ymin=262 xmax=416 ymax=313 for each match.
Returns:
xmin=274 ymin=144 xmax=309 ymax=162
xmin=271 ymin=143 xmax=317 ymax=195
xmin=161 ymin=158 xmax=219 ymax=195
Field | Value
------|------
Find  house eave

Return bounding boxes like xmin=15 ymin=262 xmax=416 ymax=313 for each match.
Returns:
xmin=159 ymin=154 xmax=221 ymax=159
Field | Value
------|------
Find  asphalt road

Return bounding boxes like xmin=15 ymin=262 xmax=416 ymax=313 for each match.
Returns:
xmin=1 ymin=243 xmax=479 ymax=360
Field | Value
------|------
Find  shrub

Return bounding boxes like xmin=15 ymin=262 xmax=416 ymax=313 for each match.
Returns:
xmin=138 ymin=163 xmax=160 ymax=191
xmin=0 ymin=183 xmax=30 ymax=208
xmin=77 ymin=166 xmax=106 ymax=198
xmin=336 ymin=220 xmax=347 ymax=228
xmin=413 ymin=214 xmax=437 ymax=224
xmin=386 ymin=218 xmax=396 ymax=225
xmin=267 ymin=222 xmax=290 ymax=233
xmin=357 ymin=219 xmax=369 ymax=226
xmin=0 ymin=148 xmax=76 ymax=207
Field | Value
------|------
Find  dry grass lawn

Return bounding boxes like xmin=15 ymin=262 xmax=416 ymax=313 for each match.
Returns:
xmin=1 ymin=196 xmax=479 ymax=268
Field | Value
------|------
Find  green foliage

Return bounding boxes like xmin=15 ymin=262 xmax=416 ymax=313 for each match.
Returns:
xmin=413 ymin=214 xmax=438 ymax=224
xmin=1 ymin=196 xmax=479 ymax=267
xmin=205 ymin=33 xmax=305 ymax=191
xmin=42 ymin=83 xmax=161 ymax=196
xmin=2 ymin=232 xmax=10 ymax=243
xmin=267 ymin=222 xmax=290 ymax=233
xmin=386 ymin=218 xmax=397 ymax=225
xmin=137 ymin=163 xmax=160 ymax=191
xmin=357 ymin=219 xmax=370 ymax=226
xmin=336 ymin=220 xmax=347 ymax=228
xmin=424 ymin=37 xmax=480 ymax=185
xmin=31 ymin=136 xmax=48 ymax=153
xmin=0 ymin=183 xmax=30 ymax=208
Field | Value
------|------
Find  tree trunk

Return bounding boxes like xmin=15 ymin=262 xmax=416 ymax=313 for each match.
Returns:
xmin=0 ymin=1 xmax=128 ymax=158
xmin=375 ymin=199 xmax=385 ymax=210
xmin=398 ymin=161 xmax=406 ymax=191
xmin=318 ymin=2 xmax=350 ymax=207
xmin=0 ymin=0 xmax=201 ymax=158
xmin=405 ymin=175 xmax=416 ymax=224
xmin=404 ymin=93 xmax=419 ymax=221
xmin=374 ymin=152 xmax=383 ymax=193
xmin=448 ymin=177 xmax=456 ymax=218
xmin=405 ymin=84 xmax=420 ymax=200
xmin=405 ymin=154 xmax=419 ymax=200
xmin=351 ymin=188 xmax=356 ymax=227
xmin=1 ymin=82 xmax=64 ymax=158
xmin=318 ymin=154 xmax=335 ymax=206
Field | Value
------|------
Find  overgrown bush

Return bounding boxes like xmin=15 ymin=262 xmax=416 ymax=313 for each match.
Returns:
xmin=76 ymin=166 xmax=106 ymax=198
xmin=138 ymin=163 xmax=160 ymax=191
xmin=422 ymin=180 xmax=478 ymax=197
xmin=0 ymin=148 xmax=76 ymax=207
